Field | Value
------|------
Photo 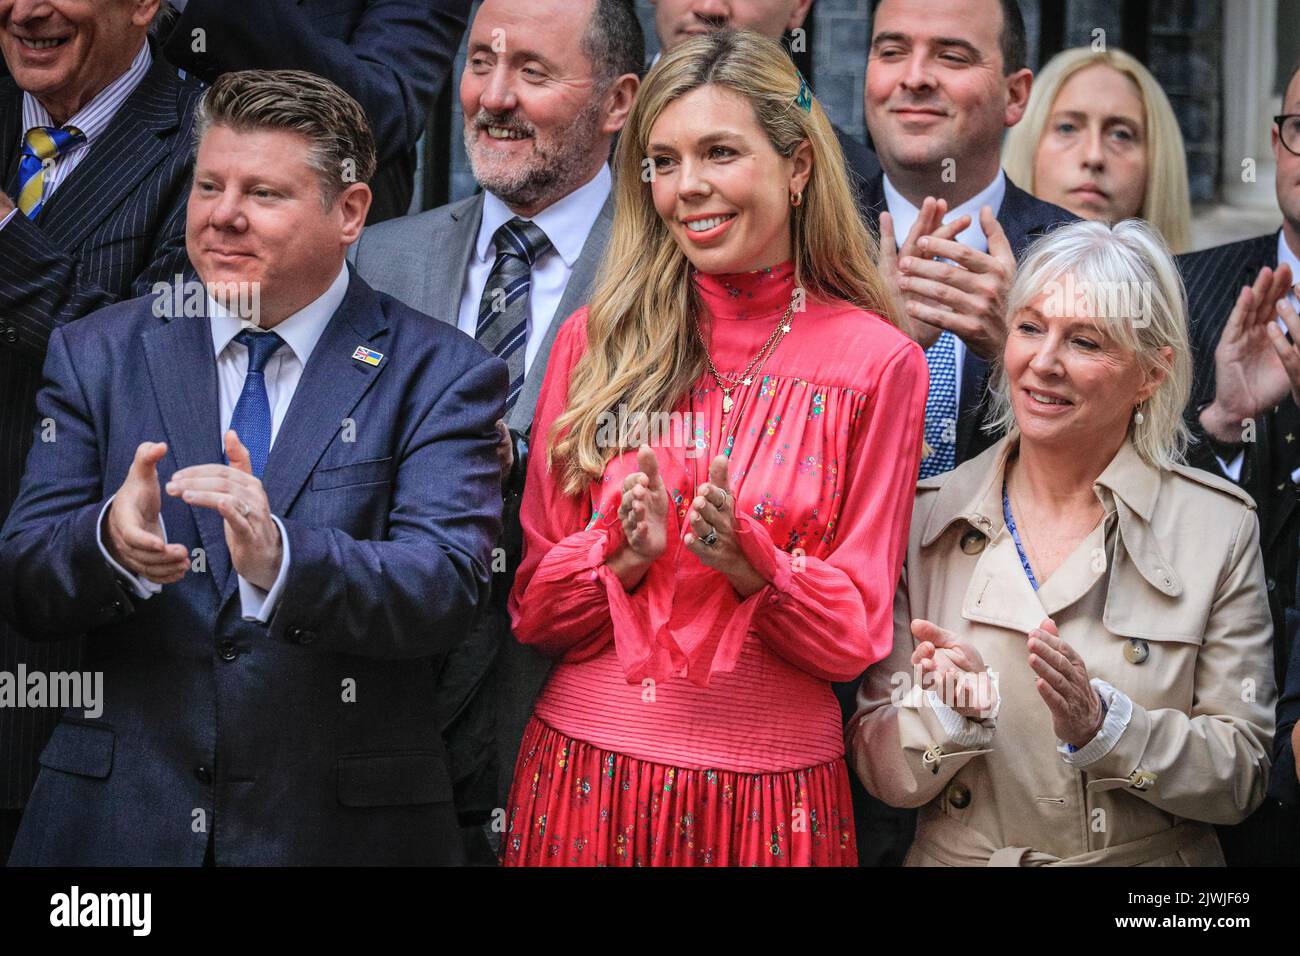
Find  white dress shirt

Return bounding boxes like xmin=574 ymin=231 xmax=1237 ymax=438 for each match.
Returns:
xmin=882 ymin=170 xmax=1008 ymax=405
xmin=456 ymin=164 xmax=611 ymax=377
xmin=98 ymin=265 xmax=351 ymax=622
xmin=1 ymin=41 xmax=152 ymax=231
xmin=1214 ymin=228 xmax=1300 ymax=484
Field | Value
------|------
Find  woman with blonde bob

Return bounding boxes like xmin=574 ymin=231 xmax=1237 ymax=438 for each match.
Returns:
xmin=1004 ymin=47 xmax=1192 ymax=253
xmin=501 ymin=30 xmax=928 ymax=866
xmin=850 ymin=219 xmax=1276 ymax=865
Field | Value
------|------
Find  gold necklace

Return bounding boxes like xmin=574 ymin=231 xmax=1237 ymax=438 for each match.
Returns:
xmin=695 ymin=293 xmax=797 ymax=416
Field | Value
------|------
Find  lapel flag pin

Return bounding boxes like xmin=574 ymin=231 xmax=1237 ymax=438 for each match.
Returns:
xmin=352 ymin=345 xmax=383 ymax=367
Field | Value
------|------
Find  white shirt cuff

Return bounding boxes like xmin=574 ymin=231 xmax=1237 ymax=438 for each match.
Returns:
xmin=1215 ymin=451 xmax=1245 ymax=483
xmin=0 ymin=207 xmax=18 ymax=231
xmin=1058 ymin=678 xmax=1133 ymax=767
xmin=924 ymin=667 xmax=1000 ymax=748
xmin=239 ymin=514 xmax=289 ymax=623
xmin=96 ymin=494 xmax=165 ymax=599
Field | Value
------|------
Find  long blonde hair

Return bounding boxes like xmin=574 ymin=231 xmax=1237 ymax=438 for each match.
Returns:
xmin=550 ymin=30 xmax=894 ymax=494
xmin=1003 ymin=47 xmax=1191 ymax=254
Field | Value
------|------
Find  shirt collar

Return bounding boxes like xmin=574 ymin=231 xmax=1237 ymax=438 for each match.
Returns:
xmin=1278 ymin=229 xmax=1300 ymax=279
xmin=475 ymin=164 xmax=612 ymax=268
xmin=209 ymin=263 xmax=350 ymax=367
xmin=919 ymin=432 xmax=1159 ymax=548
xmin=21 ymin=41 xmax=151 ymax=143
xmin=882 ymin=169 xmax=1007 ymax=253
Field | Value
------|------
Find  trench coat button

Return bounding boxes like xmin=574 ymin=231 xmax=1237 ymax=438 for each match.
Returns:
xmin=194 ymin=765 xmax=212 ymax=785
xmin=946 ymin=781 xmax=971 ymax=809
xmin=1267 ymin=577 xmax=1277 ymax=592
xmin=218 ymin=641 xmax=238 ymax=662
xmin=960 ymin=530 xmax=986 ymax=555
xmin=1123 ymin=638 xmax=1149 ymax=665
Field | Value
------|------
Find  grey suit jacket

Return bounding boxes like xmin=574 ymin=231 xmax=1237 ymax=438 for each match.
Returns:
xmin=349 ymin=190 xmax=615 ymax=431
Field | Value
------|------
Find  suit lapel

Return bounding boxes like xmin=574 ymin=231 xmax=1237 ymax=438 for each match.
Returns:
xmin=36 ymin=51 xmax=182 ymax=251
xmin=435 ymin=193 xmax=484 ymax=324
xmin=996 ymin=178 xmax=1075 ymax=258
xmin=506 ymin=194 xmax=613 ymax=431
xmin=142 ymin=313 xmax=231 ymax=595
xmin=260 ymin=271 xmax=392 ymax=520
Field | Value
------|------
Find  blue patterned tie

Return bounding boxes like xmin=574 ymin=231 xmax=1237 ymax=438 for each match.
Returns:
xmin=227 ymin=330 xmax=285 ymax=478
xmin=475 ymin=218 xmax=552 ymax=413
xmin=919 ymin=331 xmax=959 ymax=478
xmin=17 ymin=125 xmax=86 ymax=218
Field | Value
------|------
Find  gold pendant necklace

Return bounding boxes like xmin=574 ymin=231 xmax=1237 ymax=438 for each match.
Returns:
xmin=696 ymin=292 xmax=797 ymax=420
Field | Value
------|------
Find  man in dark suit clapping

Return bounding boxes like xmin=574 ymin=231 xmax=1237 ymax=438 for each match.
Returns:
xmin=1 ymin=69 xmax=505 ymax=865
xmin=1177 ymin=62 xmax=1300 ymax=863
xmin=0 ymin=0 xmax=203 ymax=863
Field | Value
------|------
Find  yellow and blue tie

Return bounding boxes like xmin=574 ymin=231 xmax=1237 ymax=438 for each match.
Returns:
xmin=17 ymin=125 xmax=86 ymax=219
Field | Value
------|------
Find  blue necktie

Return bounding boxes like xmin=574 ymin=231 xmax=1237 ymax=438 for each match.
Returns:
xmin=475 ymin=217 xmax=552 ymax=413
xmin=228 ymin=330 xmax=285 ymax=478
xmin=919 ymin=331 xmax=959 ymax=479
xmin=17 ymin=125 xmax=86 ymax=218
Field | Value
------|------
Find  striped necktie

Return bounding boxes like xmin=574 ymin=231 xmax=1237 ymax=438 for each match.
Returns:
xmin=919 ymin=330 xmax=959 ymax=479
xmin=475 ymin=217 xmax=552 ymax=414
xmin=17 ymin=125 xmax=86 ymax=218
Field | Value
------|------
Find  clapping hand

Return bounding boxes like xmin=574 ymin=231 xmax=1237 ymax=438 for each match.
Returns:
xmin=165 ymin=430 xmax=283 ymax=590
xmin=1200 ymin=263 xmax=1295 ymax=443
xmin=911 ymin=619 xmax=996 ymax=718
xmin=683 ymin=454 xmax=764 ymax=598
xmin=894 ymin=205 xmax=1016 ymax=361
xmin=1027 ymin=618 xmax=1104 ymax=749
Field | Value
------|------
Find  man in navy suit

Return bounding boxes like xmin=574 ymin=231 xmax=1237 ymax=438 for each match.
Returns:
xmin=0 ymin=69 xmax=505 ymax=865
xmin=158 ymin=0 xmax=472 ymax=223
xmin=0 ymin=0 xmax=203 ymax=863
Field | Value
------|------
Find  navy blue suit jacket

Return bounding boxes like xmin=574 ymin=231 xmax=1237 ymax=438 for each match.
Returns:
xmin=162 ymin=0 xmax=471 ymax=223
xmin=0 ymin=270 xmax=506 ymax=865
xmin=0 ymin=48 xmax=204 ymax=811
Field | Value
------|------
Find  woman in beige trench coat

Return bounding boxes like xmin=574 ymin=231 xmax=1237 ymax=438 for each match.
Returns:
xmin=850 ymin=219 xmax=1276 ymax=866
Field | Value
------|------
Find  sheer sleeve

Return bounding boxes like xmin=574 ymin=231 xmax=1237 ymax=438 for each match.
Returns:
xmin=508 ymin=311 xmax=683 ymax=682
xmin=707 ymin=339 xmax=929 ymax=682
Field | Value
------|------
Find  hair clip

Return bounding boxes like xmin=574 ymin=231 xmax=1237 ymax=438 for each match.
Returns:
xmin=794 ymin=70 xmax=813 ymax=113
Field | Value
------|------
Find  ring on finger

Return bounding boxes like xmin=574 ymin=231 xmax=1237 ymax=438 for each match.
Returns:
xmin=238 ymin=500 xmax=251 ymax=518
xmin=701 ymin=528 xmax=719 ymax=547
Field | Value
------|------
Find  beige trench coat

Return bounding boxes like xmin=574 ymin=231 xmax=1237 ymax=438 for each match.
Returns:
xmin=849 ymin=436 xmax=1277 ymax=866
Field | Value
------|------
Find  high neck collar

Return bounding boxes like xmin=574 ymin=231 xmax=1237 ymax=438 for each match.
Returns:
xmin=693 ymin=261 xmax=797 ymax=321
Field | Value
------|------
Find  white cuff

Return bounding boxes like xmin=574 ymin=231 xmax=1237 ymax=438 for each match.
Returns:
xmin=238 ymin=514 xmax=289 ymax=623
xmin=0 ymin=207 xmax=17 ymax=231
xmin=1215 ymin=451 xmax=1245 ymax=483
xmin=1058 ymin=678 xmax=1133 ymax=767
xmin=96 ymin=494 xmax=166 ymax=600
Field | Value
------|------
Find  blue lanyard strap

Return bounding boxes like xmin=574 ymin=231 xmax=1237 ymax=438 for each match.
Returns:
xmin=1002 ymin=479 xmax=1039 ymax=592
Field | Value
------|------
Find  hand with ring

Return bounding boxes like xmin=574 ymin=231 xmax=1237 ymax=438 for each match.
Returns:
xmin=683 ymin=454 xmax=764 ymax=598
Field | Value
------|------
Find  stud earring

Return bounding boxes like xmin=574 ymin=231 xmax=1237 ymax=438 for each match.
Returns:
xmin=790 ymin=191 xmax=803 ymax=207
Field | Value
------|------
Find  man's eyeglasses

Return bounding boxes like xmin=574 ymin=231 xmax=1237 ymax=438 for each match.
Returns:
xmin=1276 ymin=115 xmax=1300 ymax=155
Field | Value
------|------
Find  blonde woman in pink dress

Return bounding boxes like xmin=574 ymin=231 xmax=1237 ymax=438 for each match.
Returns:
xmin=501 ymin=30 xmax=927 ymax=866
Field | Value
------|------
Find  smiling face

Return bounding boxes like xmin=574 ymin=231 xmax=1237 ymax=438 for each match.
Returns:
xmin=1005 ymin=281 xmax=1164 ymax=454
xmin=1032 ymin=64 xmax=1148 ymax=224
xmin=0 ymin=0 xmax=156 ymax=124
xmin=187 ymin=125 xmax=368 ymax=328
xmin=646 ymin=84 xmax=810 ymax=275
xmin=866 ymin=0 xmax=1027 ymax=195
xmin=651 ymin=0 xmax=812 ymax=50
xmin=460 ymin=0 xmax=616 ymax=217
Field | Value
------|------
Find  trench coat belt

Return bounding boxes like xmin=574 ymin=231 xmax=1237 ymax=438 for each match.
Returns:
xmin=915 ymin=813 xmax=1213 ymax=866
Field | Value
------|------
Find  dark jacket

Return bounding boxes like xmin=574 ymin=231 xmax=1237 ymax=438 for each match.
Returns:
xmin=0 ymin=48 xmax=204 ymax=813
xmin=162 ymin=0 xmax=472 ymax=223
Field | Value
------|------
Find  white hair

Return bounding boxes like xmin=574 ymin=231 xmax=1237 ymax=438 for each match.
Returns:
xmin=983 ymin=218 xmax=1192 ymax=470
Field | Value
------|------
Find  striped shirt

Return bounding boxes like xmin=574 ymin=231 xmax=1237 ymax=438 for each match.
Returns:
xmin=1 ymin=41 xmax=152 ymax=230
